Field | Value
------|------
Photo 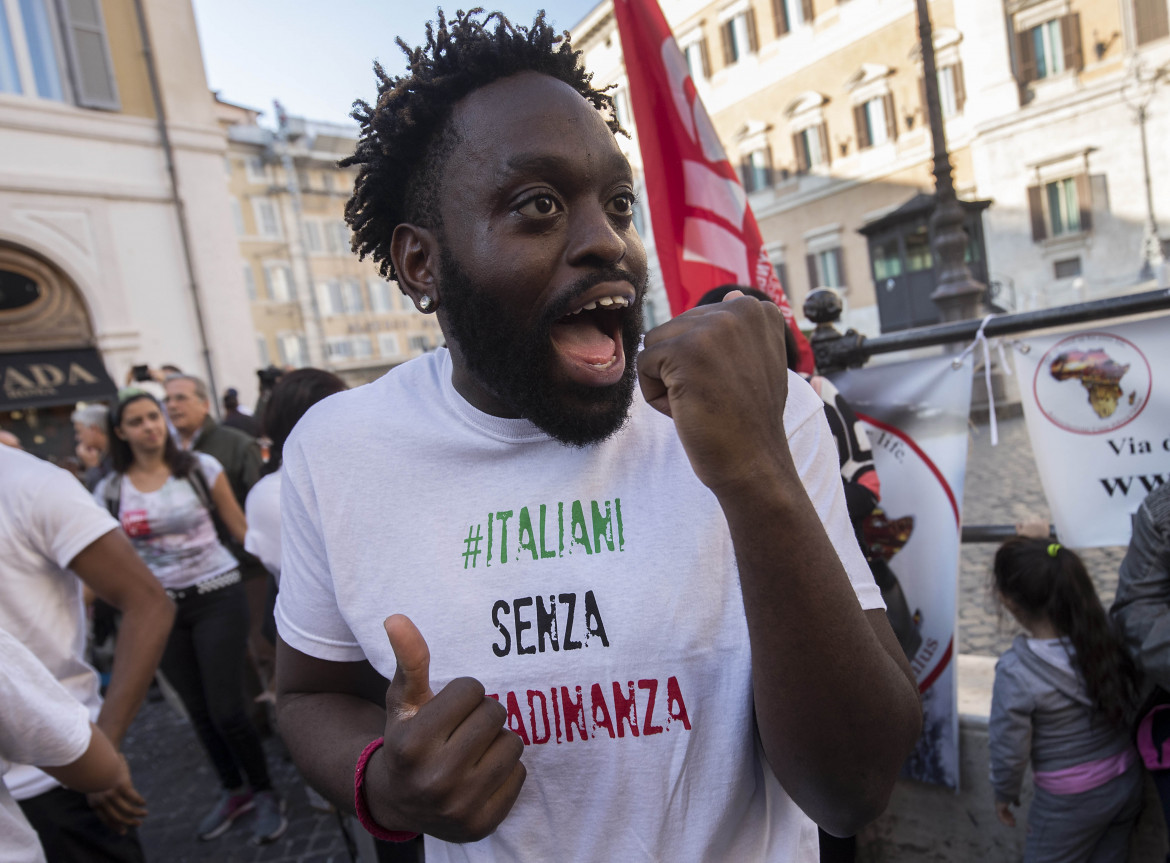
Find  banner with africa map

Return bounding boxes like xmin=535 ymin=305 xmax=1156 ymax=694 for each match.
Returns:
xmin=1014 ymin=315 xmax=1168 ymax=548
xmin=832 ymin=355 xmax=973 ymax=789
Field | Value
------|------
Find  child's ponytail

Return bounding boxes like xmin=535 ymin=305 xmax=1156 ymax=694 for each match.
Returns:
xmin=994 ymin=538 xmax=1139 ymax=728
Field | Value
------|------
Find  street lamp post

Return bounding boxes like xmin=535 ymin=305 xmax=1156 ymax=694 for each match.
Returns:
xmin=1121 ymin=60 xmax=1167 ymax=284
xmin=916 ymin=0 xmax=987 ymax=322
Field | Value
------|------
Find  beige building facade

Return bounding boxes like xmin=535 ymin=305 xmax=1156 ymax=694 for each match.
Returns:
xmin=573 ymin=0 xmax=1169 ymax=334
xmin=0 ymin=0 xmax=256 ymax=462
xmin=214 ymin=99 xmax=443 ymax=389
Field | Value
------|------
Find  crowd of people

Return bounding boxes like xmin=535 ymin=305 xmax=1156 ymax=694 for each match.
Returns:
xmin=0 ymin=8 xmax=1167 ymax=863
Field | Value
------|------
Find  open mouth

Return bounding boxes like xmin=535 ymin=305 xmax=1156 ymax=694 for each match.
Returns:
xmin=550 ymin=293 xmax=632 ymax=384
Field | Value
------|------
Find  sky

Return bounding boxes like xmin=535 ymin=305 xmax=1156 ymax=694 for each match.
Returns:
xmin=191 ymin=1 xmax=605 ymax=128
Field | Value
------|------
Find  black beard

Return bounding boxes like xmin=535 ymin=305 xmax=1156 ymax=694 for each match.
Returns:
xmin=438 ymin=248 xmax=646 ymax=447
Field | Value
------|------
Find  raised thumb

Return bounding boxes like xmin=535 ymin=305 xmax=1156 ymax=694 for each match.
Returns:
xmin=384 ymin=614 xmax=433 ymax=719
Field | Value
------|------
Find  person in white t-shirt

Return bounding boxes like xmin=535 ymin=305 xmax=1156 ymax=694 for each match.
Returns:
xmin=94 ymin=392 xmax=286 ymax=846
xmin=273 ymin=10 xmax=922 ymax=863
xmin=0 ymin=625 xmax=126 ymax=863
xmin=244 ymin=368 xmax=347 ymax=582
xmin=0 ymin=445 xmax=173 ymax=863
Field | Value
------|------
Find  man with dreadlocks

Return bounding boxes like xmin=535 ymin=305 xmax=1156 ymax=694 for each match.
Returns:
xmin=273 ymin=10 xmax=921 ymax=861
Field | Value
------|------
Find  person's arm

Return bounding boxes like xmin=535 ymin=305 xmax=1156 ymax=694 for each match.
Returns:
xmin=988 ymin=657 xmax=1032 ymax=827
xmin=276 ymin=617 xmax=525 ymax=842
xmin=209 ymin=471 xmax=248 ymax=545
xmin=68 ymin=528 xmax=174 ymax=831
xmin=1111 ymin=499 xmax=1170 ymax=689
xmin=41 ymin=722 xmax=124 ymax=794
xmin=638 ymin=293 xmax=921 ymax=837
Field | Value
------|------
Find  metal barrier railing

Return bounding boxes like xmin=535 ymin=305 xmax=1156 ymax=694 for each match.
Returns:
xmin=807 ymin=287 xmax=1170 ymax=543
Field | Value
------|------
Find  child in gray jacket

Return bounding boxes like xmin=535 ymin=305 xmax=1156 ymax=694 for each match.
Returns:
xmin=990 ymin=538 xmax=1142 ymax=863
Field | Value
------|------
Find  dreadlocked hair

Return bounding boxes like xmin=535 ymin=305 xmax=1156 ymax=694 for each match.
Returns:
xmin=342 ymin=8 xmax=622 ymax=283
xmin=993 ymin=537 xmax=1140 ymax=728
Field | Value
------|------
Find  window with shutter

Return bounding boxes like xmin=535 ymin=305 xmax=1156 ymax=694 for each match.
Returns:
xmin=953 ymin=62 xmax=966 ymax=112
xmin=793 ymin=132 xmax=809 ymax=173
xmin=773 ymin=0 xmax=789 ymax=35
xmin=746 ymin=8 xmax=758 ymax=51
xmin=1135 ymin=0 xmax=1170 ymax=44
xmin=1075 ymin=173 xmax=1092 ymax=232
xmin=1027 ymin=185 xmax=1047 ymax=241
xmin=1016 ymin=28 xmax=1037 ymax=85
xmin=800 ymin=0 xmax=814 ymax=24
xmin=806 ymin=254 xmax=819 ymax=290
xmin=720 ymin=21 xmax=733 ymax=66
xmin=1060 ymin=14 xmax=1082 ymax=72
xmin=853 ymin=104 xmax=869 ymax=150
xmin=58 ymin=0 xmax=118 ymax=110
xmin=817 ymin=123 xmax=831 ymax=166
xmin=883 ymin=93 xmax=897 ymax=140
xmin=699 ymin=37 xmax=711 ymax=77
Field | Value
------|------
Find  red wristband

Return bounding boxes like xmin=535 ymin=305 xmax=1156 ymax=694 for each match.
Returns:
xmin=354 ymin=737 xmax=420 ymax=842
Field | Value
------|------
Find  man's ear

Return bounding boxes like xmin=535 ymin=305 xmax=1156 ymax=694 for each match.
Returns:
xmin=391 ymin=223 xmax=441 ymax=312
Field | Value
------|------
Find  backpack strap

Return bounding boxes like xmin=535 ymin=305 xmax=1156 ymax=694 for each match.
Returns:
xmin=103 ymin=473 xmax=123 ymax=520
xmin=185 ymin=460 xmax=216 ymax=515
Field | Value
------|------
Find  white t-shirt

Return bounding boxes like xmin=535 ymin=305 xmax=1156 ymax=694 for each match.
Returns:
xmin=245 ymin=470 xmax=282 ymax=578
xmin=0 ymin=626 xmax=93 ymax=863
xmin=0 ymin=447 xmax=116 ymax=800
xmin=93 ymin=453 xmax=238 ymax=591
xmin=276 ymin=348 xmax=882 ymax=863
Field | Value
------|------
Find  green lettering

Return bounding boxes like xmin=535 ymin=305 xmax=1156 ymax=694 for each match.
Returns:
xmin=517 ymin=507 xmax=538 ymax=561
xmin=615 ymin=497 xmax=625 ymax=551
xmin=558 ymin=501 xmax=565 ymax=557
xmin=487 ymin=512 xmax=494 ymax=567
xmin=570 ymin=500 xmax=592 ymax=555
xmin=539 ymin=504 xmax=557 ymax=559
xmin=495 ymin=510 xmax=513 ymax=564
xmin=591 ymin=500 xmax=614 ymax=552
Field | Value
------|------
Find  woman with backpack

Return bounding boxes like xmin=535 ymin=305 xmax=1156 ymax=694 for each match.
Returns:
xmin=94 ymin=392 xmax=285 ymax=846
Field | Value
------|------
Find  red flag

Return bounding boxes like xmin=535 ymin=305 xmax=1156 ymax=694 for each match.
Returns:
xmin=612 ymin=0 xmax=815 ymax=373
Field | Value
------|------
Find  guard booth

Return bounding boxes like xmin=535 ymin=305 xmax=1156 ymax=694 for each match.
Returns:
xmin=0 ymin=245 xmax=117 ymax=465
xmin=859 ymin=193 xmax=992 ymax=333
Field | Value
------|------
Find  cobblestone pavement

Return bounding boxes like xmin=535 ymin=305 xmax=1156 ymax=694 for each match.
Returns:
xmin=958 ymin=413 xmax=1127 ymax=657
xmin=119 ymin=412 xmax=1126 ymax=860
xmin=123 ymin=697 xmax=355 ymax=862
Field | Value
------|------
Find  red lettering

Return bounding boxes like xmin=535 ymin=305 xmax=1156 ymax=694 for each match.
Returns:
xmin=550 ymin=686 xmax=563 ymax=744
xmin=504 ymin=691 xmax=530 ymax=745
xmin=590 ymin=683 xmax=615 ymax=739
xmin=527 ymin=690 xmax=550 ymax=745
xmin=561 ymin=685 xmax=587 ymax=742
xmin=612 ymin=680 xmax=639 ymax=738
xmin=666 ymin=676 xmax=691 ymax=730
xmin=639 ymin=679 xmax=663 ymax=735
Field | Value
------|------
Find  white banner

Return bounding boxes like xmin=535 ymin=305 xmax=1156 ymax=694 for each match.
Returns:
xmin=1013 ymin=315 xmax=1169 ymax=548
xmin=832 ymin=355 xmax=973 ymax=789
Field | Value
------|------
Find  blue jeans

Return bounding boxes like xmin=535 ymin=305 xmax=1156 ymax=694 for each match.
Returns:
xmin=159 ymin=579 xmax=272 ymax=792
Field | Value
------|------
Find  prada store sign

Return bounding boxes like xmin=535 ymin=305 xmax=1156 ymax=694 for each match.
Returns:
xmin=1 ymin=349 xmax=117 ymax=411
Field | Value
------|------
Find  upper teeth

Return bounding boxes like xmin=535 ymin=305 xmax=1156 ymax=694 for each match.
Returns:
xmin=570 ymin=296 xmax=630 ymax=314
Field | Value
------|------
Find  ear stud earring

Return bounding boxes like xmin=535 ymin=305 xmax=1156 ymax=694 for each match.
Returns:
xmin=419 ymin=295 xmax=434 ymax=312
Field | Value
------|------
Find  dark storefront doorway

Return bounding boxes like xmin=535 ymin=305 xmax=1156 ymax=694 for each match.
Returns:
xmin=1 ymin=246 xmax=116 ymax=465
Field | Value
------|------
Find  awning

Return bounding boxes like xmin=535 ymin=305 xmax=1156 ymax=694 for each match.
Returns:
xmin=1 ymin=348 xmax=118 ymax=412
